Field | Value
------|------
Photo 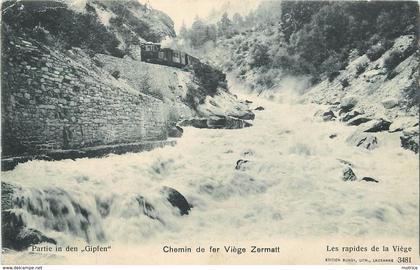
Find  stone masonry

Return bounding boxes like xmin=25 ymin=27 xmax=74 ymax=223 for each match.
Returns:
xmin=1 ymin=37 xmax=167 ymax=156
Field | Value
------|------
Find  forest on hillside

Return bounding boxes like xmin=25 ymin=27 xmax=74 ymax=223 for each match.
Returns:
xmin=175 ymin=1 xmax=418 ymax=88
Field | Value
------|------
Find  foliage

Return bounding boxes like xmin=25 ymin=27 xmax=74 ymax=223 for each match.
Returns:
xmin=186 ymin=17 xmax=217 ymax=48
xmin=355 ymin=63 xmax=367 ymax=76
xmin=192 ymin=63 xmax=226 ymax=95
xmin=249 ymin=43 xmax=270 ymax=68
xmin=340 ymin=78 xmax=350 ymax=89
xmin=217 ymin=12 xmax=234 ymax=38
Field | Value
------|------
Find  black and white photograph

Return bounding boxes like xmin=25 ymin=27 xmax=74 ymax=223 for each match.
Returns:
xmin=1 ymin=0 xmax=419 ymax=266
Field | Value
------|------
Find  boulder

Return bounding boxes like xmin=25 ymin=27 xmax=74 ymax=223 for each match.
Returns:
xmin=2 ymin=211 xmax=56 ymax=251
xmin=342 ymin=167 xmax=357 ymax=181
xmin=254 ymin=106 xmax=265 ymax=111
xmin=346 ymin=115 xmax=372 ymax=126
xmin=314 ymin=110 xmax=336 ymax=121
xmin=360 ymin=118 xmax=391 ymax=132
xmin=167 ymin=125 xmax=183 ymax=138
xmin=361 ymin=177 xmax=379 ymax=183
xmin=161 ymin=187 xmax=191 ymax=216
xmin=381 ymin=98 xmax=399 ymax=109
xmin=346 ymin=131 xmax=378 ymax=150
xmin=322 ymin=111 xmax=336 ymax=121
xmin=225 ymin=117 xmax=252 ymax=129
xmin=340 ymin=111 xmax=362 ymax=122
xmin=329 ymin=134 xmax=337 ymax=139
xmin=340 ymin=96 xmax=358 ymax=112
xmin=400 ymin=127 xmax=419 ymax=153
xmin=235 ymin=159 xmax=249 ymax=170
xmin=389 ymin=117 xmax=418 ymax=132
xmin=178 ymin=118 xmax=208 ymax=128
xmin=179 ymin=116 xmax=251 ymax=130
xmin=207 ymin=116 xmax=227 ymax=128
xmin=230 ymin=110 xmax=255 ymax=120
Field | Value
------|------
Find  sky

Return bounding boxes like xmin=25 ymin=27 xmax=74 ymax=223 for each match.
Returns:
xmin=140 ymin=0 xmax=262 ymax=31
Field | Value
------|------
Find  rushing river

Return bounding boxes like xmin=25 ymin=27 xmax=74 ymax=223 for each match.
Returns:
xmin=1 ymin=87 xmax=418 ymax=263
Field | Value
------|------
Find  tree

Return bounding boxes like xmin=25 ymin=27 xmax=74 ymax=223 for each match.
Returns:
xmin=178 ymin=21 xmax=188 ymax=40
xmin=249 ymin=43 xmax=270 ymax=68
xmin=232 ymin=13 xmax=244 ymax=30
xmin=190 ymin=16 xmax=208 ymax=48
xmin=217 ymin=12 xmax=233 ymax=38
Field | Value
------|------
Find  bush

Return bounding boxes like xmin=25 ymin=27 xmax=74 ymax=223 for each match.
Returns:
xmin=249 ymin=43 xmax=270 ymax=68
xmin=111 ymin=70 xmax=120 ymax=79
xmin=256 ymin=72 xmax=276 ymax=89
xmin=2 ymin=1 xmax=122 ymax=56
xmin=340 ymin=78 xmax=350 ymax=88
xmin=355 ymin=63 xmax=367 ymax=76
xmin=321 ymin=53 xmax=344 ymax=82
xmin=384 ymin=51 xmax=405 ymax=71
xmin=192 ymin=63 xmax=226 ymax=95
xmin=184 ymin=84 xmax=203 ymax=110
xmin=366 ymin=43 xmax=386 ymax=61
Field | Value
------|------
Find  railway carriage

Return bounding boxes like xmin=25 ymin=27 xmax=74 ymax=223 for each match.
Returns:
xmin=140 ymin=42 xmax=161 ymax=63
xmin=140 ymin=42 xmax=199 ymax=69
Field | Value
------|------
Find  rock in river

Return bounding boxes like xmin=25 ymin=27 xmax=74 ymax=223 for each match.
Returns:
xmin=161 ymin=186 xmax=191 ymax=216
xmin=346 ymin=115 xmax=372 ymax=126
xmin=361 ymin=177 xmax=379 ymax=183
xmin=400 ymin=127 xmax=419 ymax=153
xmin=346 ymin=131 xmax=378 ymax=150
xmin=342 ymin=167 xmax=357 ymax=181
xmin=168 ymin=125 xmax=183 ymax=138
xmin=178 ymin=118 xmax=208 ymax=128
xmin=360 ymin=118 xmax=391 ymax=132
xmin=235 ymin=159 xmax=250 ymax=170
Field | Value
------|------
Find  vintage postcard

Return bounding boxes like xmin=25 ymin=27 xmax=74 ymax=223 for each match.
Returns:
xmin=1 ymin=0 xmax=419 ymax=266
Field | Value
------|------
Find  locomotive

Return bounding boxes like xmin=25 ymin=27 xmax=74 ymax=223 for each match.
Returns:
xmin=140 ymin=42 xmax=200 ymax=68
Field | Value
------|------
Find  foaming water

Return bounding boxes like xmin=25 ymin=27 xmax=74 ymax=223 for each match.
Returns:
xmin=2 ymin=90 xmax=418 ymax=260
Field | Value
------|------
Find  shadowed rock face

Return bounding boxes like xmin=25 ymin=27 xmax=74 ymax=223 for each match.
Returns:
xmin=2 ymin=210 xmax=57 ymax=251
xmin=2 ymin=183 xmax=57 ymax=250
xmin=161 ymin=187 xmax=191 ymax=216
xmin=168 ymin=126 xmax=183 ymax=138
xmin=178 ymin=116 xmax=252 ymax=129
xmin=362 ymin=177 xmax=379 ymax=183
xmin=346 ymin=116 xmax=372 ymax=126
xmin=400 ymin=128 xmax=419 ymax=153
xmin=1 ymin=182 xmax=107 ymax=248
xmin=361 ymin=118 xmax=391 ymax=132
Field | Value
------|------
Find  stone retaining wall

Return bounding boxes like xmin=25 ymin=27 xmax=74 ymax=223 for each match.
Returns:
xmin=1 ymin=37 xmax=167 ymax=156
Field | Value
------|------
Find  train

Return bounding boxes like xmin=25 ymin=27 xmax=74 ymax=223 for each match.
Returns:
xmin=140 ymin=42 xmax=200 ymax=68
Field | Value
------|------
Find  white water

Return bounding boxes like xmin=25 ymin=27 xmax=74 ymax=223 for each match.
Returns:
xmin=2 ymin=86 xmax=418 ymax=255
